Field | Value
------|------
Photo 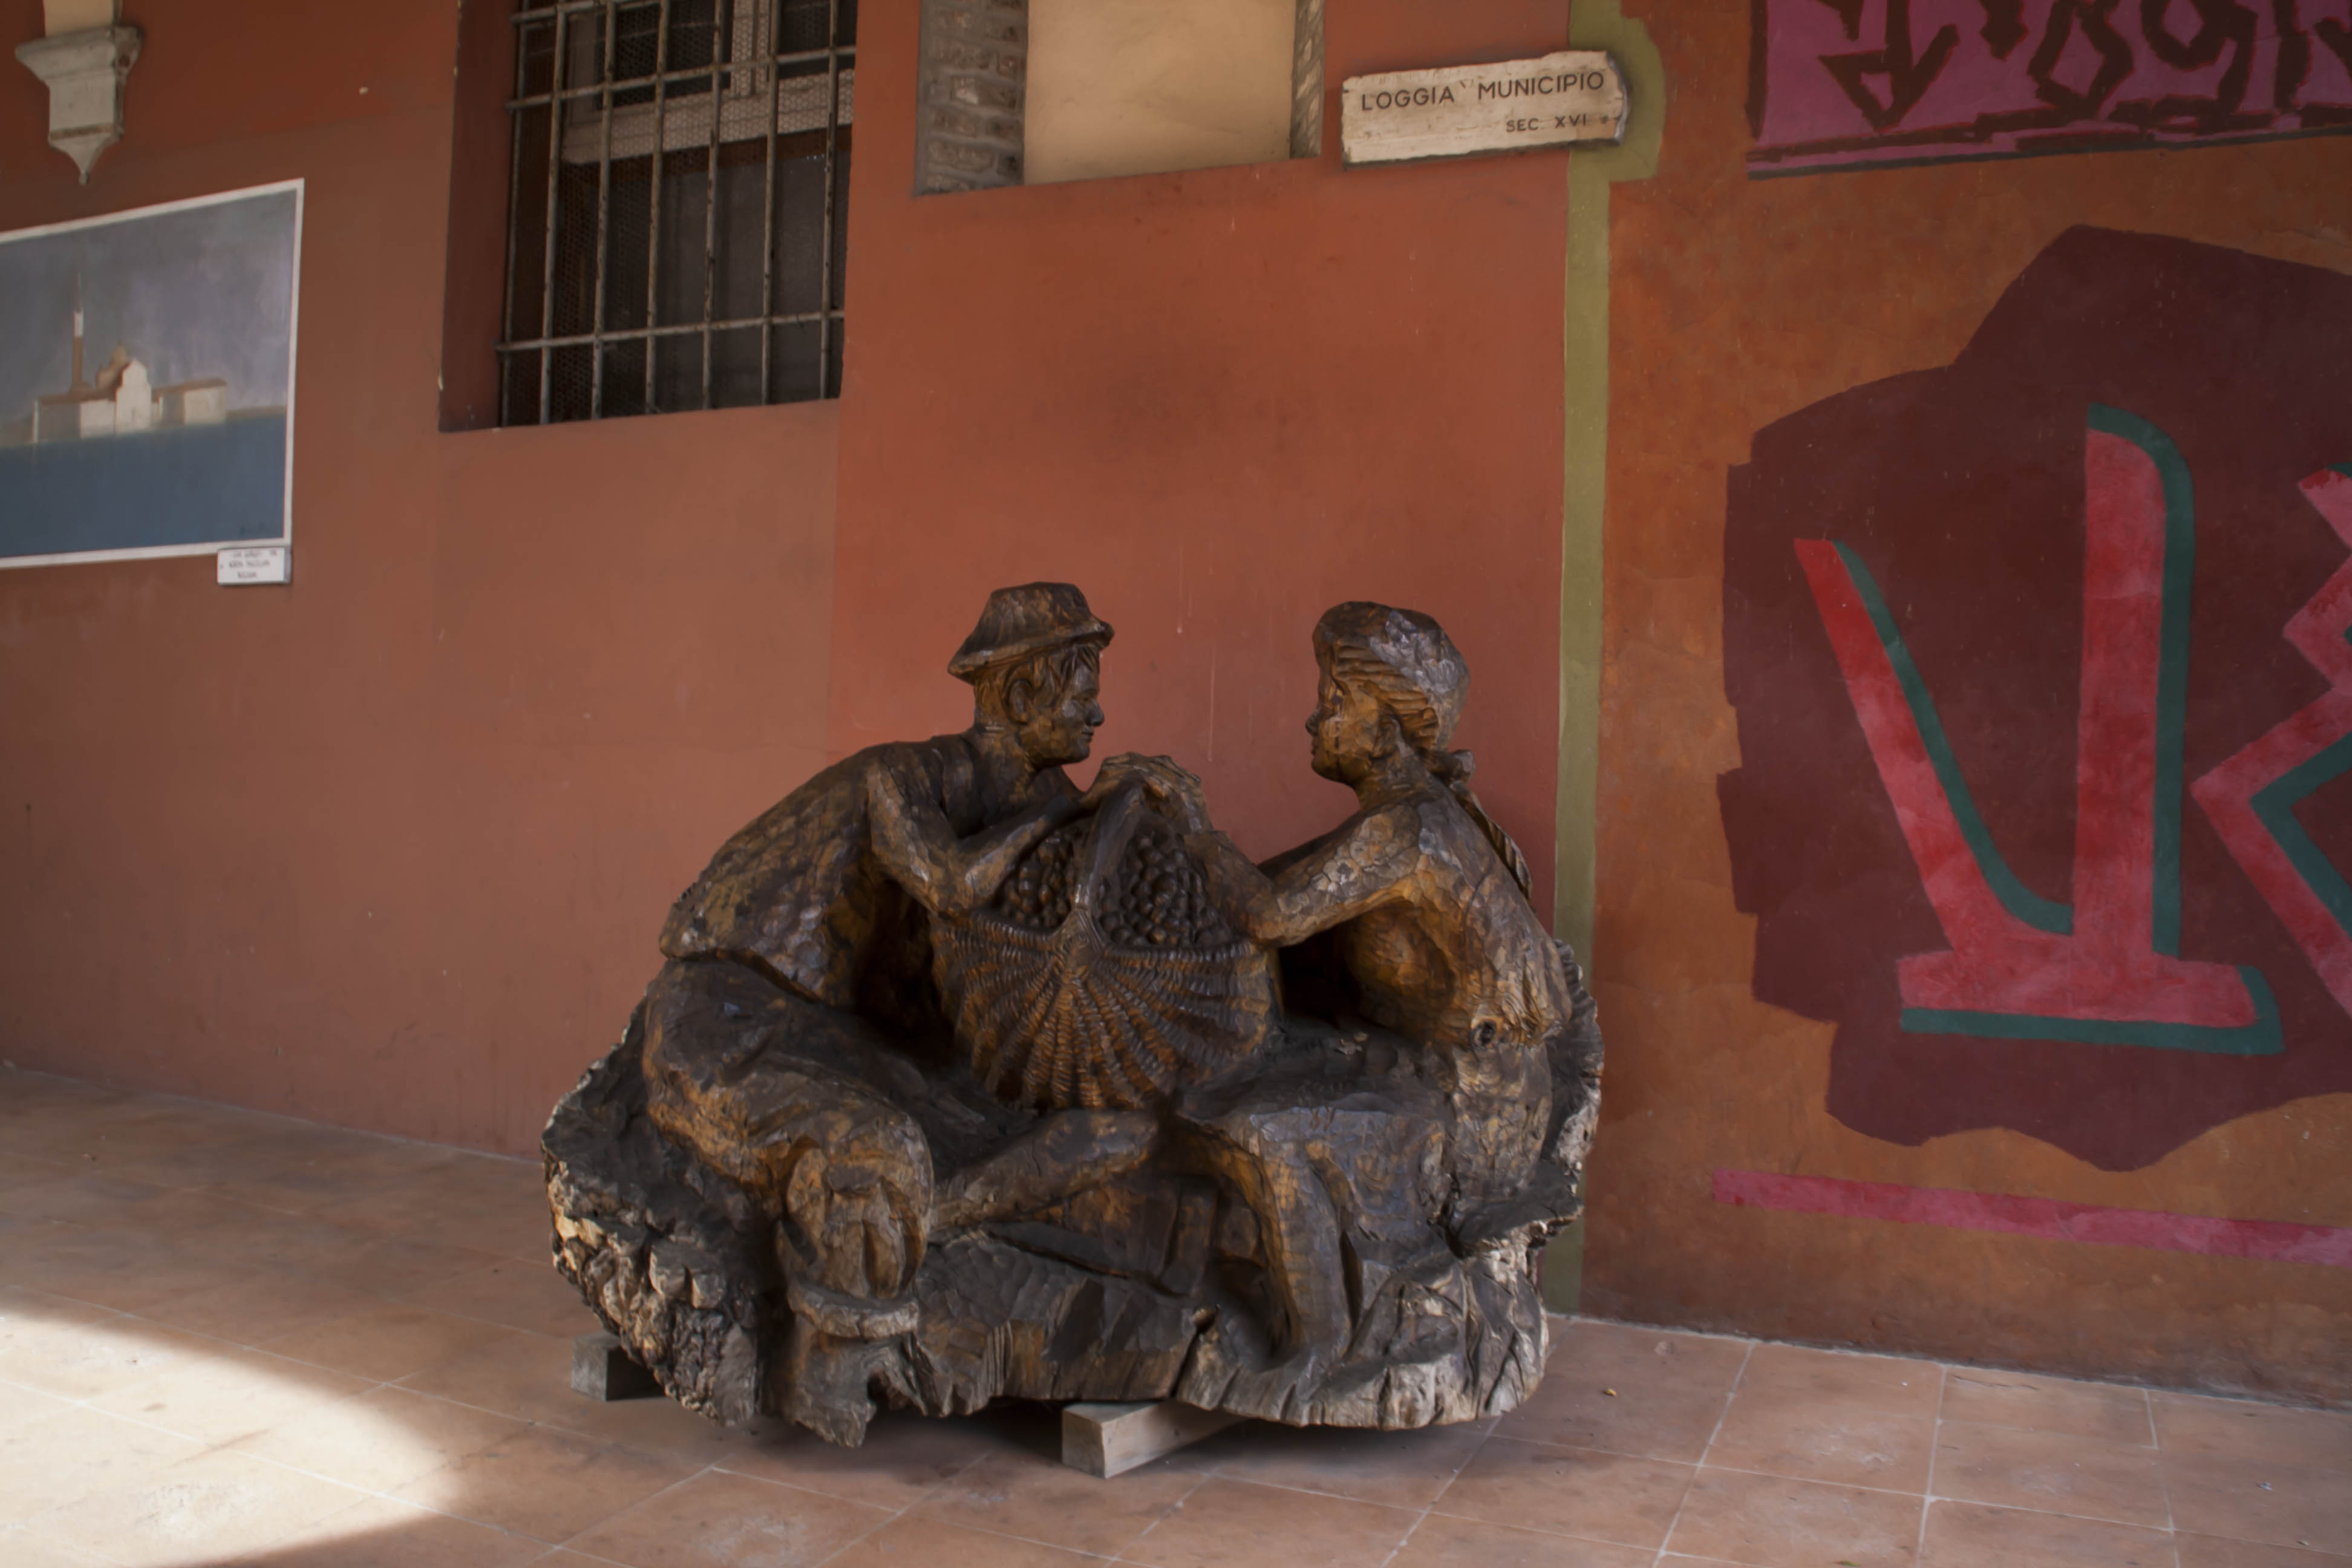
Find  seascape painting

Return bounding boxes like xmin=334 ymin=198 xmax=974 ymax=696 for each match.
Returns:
xmin=0 ymin=181 xmax=301 ymax=567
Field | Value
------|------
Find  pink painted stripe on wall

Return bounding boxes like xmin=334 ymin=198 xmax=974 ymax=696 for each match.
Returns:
xmin=1713 ymin=1169 xmax=2352 ymax=1269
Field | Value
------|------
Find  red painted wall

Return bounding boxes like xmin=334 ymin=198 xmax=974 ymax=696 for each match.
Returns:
xmin=0 ymin=0 xmax=1575 ymax=1153
xmin=0 ymin=0 xmax=839 ymax=1152
xmin=826 ymin=1 xmax=1571 ymax=892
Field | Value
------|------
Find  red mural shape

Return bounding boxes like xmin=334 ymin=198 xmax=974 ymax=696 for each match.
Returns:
xmin=1746 ymin=0 xmax=2352 ymax=173
xmin=1720 ymin=227 xmax=2352 ymax=1170
xmin=2193 ymin=468 xmax=2352 ymax=1018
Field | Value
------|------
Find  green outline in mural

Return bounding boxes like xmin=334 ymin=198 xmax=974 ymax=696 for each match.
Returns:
xmin=2250 ymin=730 xmax=2352 ymax=944
xmin=1832 ymin=542 xmax=2074 ymax=935
xmin=1903 ymin=965 xmax=2282 ymax=1055
xmin=2088 ymin=405 xmax=2197 ymax=958
xmin=1853 ymin=408 xmax=2279 ymax=1055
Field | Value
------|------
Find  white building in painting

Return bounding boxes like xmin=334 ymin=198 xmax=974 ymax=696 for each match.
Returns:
xmin=27 ymin=290 xmax=232 ymax=445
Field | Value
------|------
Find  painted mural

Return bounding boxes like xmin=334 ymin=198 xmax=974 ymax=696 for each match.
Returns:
xmin=1746 ymin=0 xmax=2352 ymax=173
xmin=0 ymin=183 xmax=301 ymax=568
xmin=1719 ymin=226 xmax=2352 ymax=1171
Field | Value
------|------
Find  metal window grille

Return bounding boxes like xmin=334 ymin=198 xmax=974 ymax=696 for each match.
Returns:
xmin=500 ymin=0 xmax=853 ymax=425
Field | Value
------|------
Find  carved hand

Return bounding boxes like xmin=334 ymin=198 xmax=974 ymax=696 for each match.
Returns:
xmin=1090 ymin=753 xmax=1212 ymax=832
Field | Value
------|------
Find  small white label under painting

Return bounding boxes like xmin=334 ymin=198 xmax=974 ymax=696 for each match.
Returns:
xmin=0 ymin=181 xmax=302 ymax=570
xmin=1341 ymin=52 xmax=1625 ymax=168
xmin=216 ymin=544 xmax=288 ymax=585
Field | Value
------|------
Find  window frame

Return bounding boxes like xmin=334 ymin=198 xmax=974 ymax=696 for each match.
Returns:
xmin=497 ymin=0 xmax=854 ymax=426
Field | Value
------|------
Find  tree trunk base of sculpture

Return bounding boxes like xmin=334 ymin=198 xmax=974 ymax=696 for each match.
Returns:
xmin=544 ymin=1014 xmax=1581 ymax=1448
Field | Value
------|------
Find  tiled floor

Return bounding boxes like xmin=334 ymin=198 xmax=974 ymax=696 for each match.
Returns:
xmin=1 ymin=1067 xmax=2345 ymax=1568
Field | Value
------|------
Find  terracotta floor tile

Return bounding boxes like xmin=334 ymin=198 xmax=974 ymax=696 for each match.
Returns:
xmin=445 ymin=1202 xmax=562 ymax=1266
xmin=30 ymin=1247 xmax=278 ymax=1317
xmin=391 ymin=1422 xmax=703 ymax=1543
xmin=1495 ymin=1320 xmax=1750 ymax=1462
xmin=1932 ymin=1419 xmax=2169 ymax=1529
xmin=2175 ymin=1534 xmax=2352 ymax=1567
xmin=19 ymin=1445 xmax=370 ymax=1568
xmin=234 ymin=1384 xmax=532 ymax=1493
xmin=90 ymin=1135 xmax=336 ymax=1198
xmin=0 ymin=1306 xmax=230 ymax=1400
xmin=0 ymin=1219 xmax=71 ymax=1288
xmin=1941 ymin=1368 xmax=2157 ymax=1445
xmin=547 ymin=1379 xmax=767 ymax=1459
xmin=396 ymin=1328 xmax=585 ymax=1428
xmin=1122 ymin=1475 xmax=1419 ymax=1567
xmin=1921 ymin=1499 xmax=2178 ymax=1567
xmin=137 ymin=1268 xmax=385 ymax=1345
xmin=261 ymin=1300 xmax=522 ymax=1382
xmin=0 ymin=1524 xmax=116 ymax=1567
xmin=568 ymin=1466 xmax=895 ymax=1567
xmin=192 ymin=1145 xmax=465 ymax=1220
xmin=0 ymin=1379 xmax=73 ymax=1435
xmin=0 ymin=1405 xmax=204 ymax=1523
xmin=0 ymin=1220 xmax=158 ymax=1283
xmin=336 ymin=1154 xmax=555 ymax=1258
xmin=246 ymin=1494 xmax=552 ymax=1567
xmin=825 ymin=1514 xmax=1102 ymax=1566
xmin=2162 ymin=1449 xmax=2352 ymax=1556
xmin=916 ymin=1445 xmax=1197 ymax=1555
xmin=396 ymin=1260 xmax=598 ymax=1338
xmin=1432 ymin=1435 xmax=1694 ymax=1550
xmin=0 ymin=1282 xmax=118 ymax=1328
xmin=11 ymin=1179 xmax=278 ymax=1250
xmin=1391 ymin=1512 xmax=1658 ymax=1567
xmin=1186 ymin=1414 xmax=1492 ymax=1506
xmin=1704 ymin=1384 xmax=1937 ymax=1492
xmin=0 ymin=1151 xmax=69 ymax=1190
xmin=0 ymin=1174 xmax=173 ymax=1225
xmin=90 ymin=1345 xmax=374 ymax=1446
xmin=718 ymin=1410 xmax=1007 ymax=1509
xmin=267 ymin=1227 xmax=509 ymax=1299
xmin=2151 ymin=1390 xmax=2352 ymax=1467
xmin=1665 ymin=1466 xmax=1923 ymax=1567
xmin=1735 ymin=1342 xmax=1944 ymax=1417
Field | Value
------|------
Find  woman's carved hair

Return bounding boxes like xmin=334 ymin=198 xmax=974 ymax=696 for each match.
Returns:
xmin=1312 ymin=602 xmax=1534 ymax=899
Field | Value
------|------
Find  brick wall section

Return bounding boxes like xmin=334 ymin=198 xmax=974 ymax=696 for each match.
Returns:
xmin=916 ymin=0 xmax=1027 ymax=194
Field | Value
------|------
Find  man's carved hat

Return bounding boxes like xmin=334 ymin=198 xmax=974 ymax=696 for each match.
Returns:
xmin=949 ymin=583 xmax=1115 ymax=683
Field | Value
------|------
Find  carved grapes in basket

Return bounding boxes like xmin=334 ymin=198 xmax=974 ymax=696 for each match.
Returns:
xmin=930 ymin=783 xmax=1276 ymax=1111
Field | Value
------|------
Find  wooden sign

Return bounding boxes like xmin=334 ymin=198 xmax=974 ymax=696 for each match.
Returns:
xmin=1341 ymin=51 xmax=1625 ymax=168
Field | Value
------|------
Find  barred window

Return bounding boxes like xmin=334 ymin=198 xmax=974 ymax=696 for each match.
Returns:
xmin=500 ymin=1 xmax=853 ymax=426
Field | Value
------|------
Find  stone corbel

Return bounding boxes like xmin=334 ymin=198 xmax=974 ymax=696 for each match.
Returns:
xmin=15 ymin=23 xmax=142 ymax=183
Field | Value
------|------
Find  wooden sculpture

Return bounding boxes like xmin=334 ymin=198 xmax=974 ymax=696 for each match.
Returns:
xmin=544 ymin=586 xmax=1602 ymax=1446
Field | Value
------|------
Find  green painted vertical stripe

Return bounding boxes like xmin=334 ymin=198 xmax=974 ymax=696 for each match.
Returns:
xmin=1550 ymin=0 xmax=1662 ymax=1318
xmin=1557 ymin=0 xmax=1662 ymax=972
xmin=2085 ymin=405 xmax=2197 ymax=958
xmin=1832 ymin=543 xmax=2074 ymax=935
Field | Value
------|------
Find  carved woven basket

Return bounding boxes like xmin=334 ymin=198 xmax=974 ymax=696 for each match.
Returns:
xmin=931 ymin=786 xmax=1276 ymax=1111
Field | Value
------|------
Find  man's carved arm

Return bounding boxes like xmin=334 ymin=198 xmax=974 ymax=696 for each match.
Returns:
xmin=864 ymin=764 xmax=1076 ymax=917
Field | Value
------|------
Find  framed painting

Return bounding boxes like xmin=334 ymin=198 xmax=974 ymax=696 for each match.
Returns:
xmin=0 ymin=180 xmax=302 ymax=569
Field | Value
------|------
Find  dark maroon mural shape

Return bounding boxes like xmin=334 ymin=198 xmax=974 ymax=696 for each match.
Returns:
xmin=1719 ymin=226 xmax=2352 ymax=1171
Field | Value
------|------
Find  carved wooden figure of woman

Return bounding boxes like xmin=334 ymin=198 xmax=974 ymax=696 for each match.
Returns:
xmin=1117 ymin=603 xmax=1598 ymax=1399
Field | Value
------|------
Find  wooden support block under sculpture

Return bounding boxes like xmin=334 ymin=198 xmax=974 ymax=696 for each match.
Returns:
xmin=1062 ymin=1401 xmax=1240 ymax=1478
xmin=543 ymin=585 xmax=1604 ymax=1446
xmin=572 ymin=1331 xmax=662 ymax=1402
